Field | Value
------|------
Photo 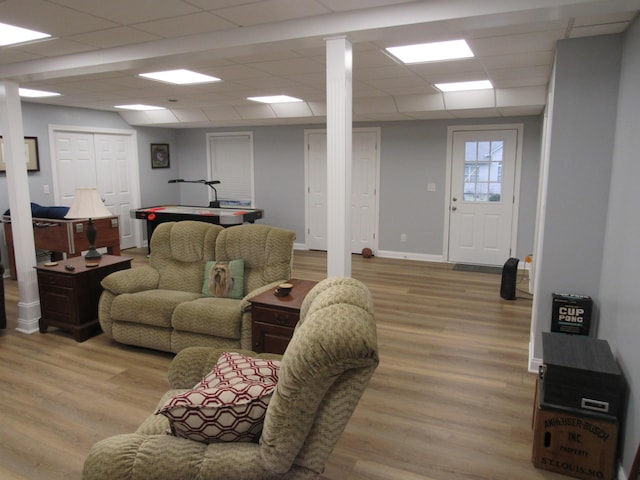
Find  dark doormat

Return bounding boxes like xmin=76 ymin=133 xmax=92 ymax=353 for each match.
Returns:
xmin=453 ymin=264 xmax=502 ymax=274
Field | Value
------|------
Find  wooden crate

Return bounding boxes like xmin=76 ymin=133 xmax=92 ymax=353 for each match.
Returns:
xmin=532 ymin=403 xmax=618 ymax=480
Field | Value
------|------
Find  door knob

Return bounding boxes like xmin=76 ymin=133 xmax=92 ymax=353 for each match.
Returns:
xmin=452 ymin=197 xmax=458 ymax=202
xmin=451 ymin=206 xmax=457 ymax=211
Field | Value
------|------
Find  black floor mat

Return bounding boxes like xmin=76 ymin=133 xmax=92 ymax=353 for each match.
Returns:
xmin=452 ymin=264 xmax=502 ymax=274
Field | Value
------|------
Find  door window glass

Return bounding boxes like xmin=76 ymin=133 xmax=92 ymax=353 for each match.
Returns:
xmin=463 ymin=140 xmax=503 ymax=202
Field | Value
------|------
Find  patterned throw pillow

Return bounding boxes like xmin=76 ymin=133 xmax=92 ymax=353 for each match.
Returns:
xmin=156 ymin=352 xmax=281 ymax=443
xmin=202 ymin=259 xmax=244 ymax=299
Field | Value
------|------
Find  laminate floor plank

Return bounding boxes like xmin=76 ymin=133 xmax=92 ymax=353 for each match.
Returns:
xmin=0 ymin=248 xmax=566 ymax=480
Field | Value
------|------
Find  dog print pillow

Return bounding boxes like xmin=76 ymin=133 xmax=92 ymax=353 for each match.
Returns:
xmin=202 ymin=259 xmax=245 ymax=299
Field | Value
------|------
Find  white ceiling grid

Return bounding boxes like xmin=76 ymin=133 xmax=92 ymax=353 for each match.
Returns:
xmin=0 ymin=0 xmax=638 ymax=127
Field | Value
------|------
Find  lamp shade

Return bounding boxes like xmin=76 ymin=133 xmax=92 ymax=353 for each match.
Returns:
xmin=65 ymin=187 xmax=112 ymax=219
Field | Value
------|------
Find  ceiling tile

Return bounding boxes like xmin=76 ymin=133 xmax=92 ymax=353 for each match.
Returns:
xmin=68 ymin=27 xmax=162 ymax=49
xmin=270 ymin=101 xmax=314 ymax=117
xmin=251 ymin=57 xmax=326 ymax=76
xmin=569 ymin=22 xmax=631 ymax=38
xmin=171 ymin=108 xmax=209 ymax=123
xmin=443 ymin=90 xmax=495 ymax=110
xmin=572 ymin=11 xmax=638 ymax=27
xmin=0 ymin=0 xmax=117 ymax=36
xmin=354 ymin=96 xmax=397 ymax=114
xmin=49 ymin=0 xmax=201 ymax=24
xmin=449 ymin=107 xmax=501 ymax=118
xmin=132 ymin=12 xmax=237 ymax=38
xmin=1 ymin=0 xmax=637 ymax=127
xmin=395 ymin=93 xmax=445 ymax=112
xmin=469 ymin=30 xmax=565 ymax=57
xmin=202 ymin=105 xmax=242 ymax=121
xmin=495 ymin=86 xmax=546 ymax=107
xmin=213 ymin=0 xmax=331 ymax=26
xmin=480 ymin=51 xmax=553 ymax=69
xmin=235 ymin=103 xmax=276 ymax=119
xmin=9 ymin=38 xmax=94 ymax=57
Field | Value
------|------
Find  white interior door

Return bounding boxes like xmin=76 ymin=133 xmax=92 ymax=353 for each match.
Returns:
xmin=306 ymin=128 xmax=379 ymax=253
xmin=306 ymin=132 xmax=327 ymax=250
xmin=54 ymin=132 xmax=97 ymax=206
xmin=351 ymin=130 xmax=378 ymax=253
xmin=447 ymin=128 xmax=519 ymax=266
xmin=52 ymin=128 xmax=140 ymax=251
xmin=94 ymin=134 xmax=136 ymax=249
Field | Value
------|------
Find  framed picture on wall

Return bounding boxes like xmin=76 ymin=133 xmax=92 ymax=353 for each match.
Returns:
xmin=0 ymin=136 xmax=40 ymax=173
xmin=151 ymin=143 xmax=170 ymax=169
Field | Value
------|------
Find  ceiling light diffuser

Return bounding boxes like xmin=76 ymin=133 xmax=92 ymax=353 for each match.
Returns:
xmin=386 ymin=39 xmax=474 ymax=64
xmin=434 ymin=80 xmax=493 ymax=92
xmin=114 ymin=104 xmax=166 ymax=111
xmin=247 ymin=95 xmax=303 ymax=104
xmin=0 ymin=22 xmax=50 ymax=46
xmin=19 ymin=88 xmax=60 ymax=98
xmin=139 ymin=69 xmax=220 ymax=85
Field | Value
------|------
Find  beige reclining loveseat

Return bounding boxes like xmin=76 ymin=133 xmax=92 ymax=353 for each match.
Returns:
xmin=83 ymin=277 xmax=379 ymax=480
xmin=98 ymin=220 xmax=295 ymax=353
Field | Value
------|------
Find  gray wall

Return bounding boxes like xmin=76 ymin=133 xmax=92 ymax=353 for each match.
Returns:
xmin=136 ymin=126 xmax=180 ymax=208
xmin=1 ymin=105 xmax=541 ymax=260
xmin=174 ymin=117 xmax=541 ymax=258
xmin=533 ymin=34 xmax=621 ymax=353
xmin=533 ymin=30 xmax=639 ymax=476
xmin=599 ymin=19 xmax=640 ymax=475
xmin=0 ymin=103 xmax=133 ymax=264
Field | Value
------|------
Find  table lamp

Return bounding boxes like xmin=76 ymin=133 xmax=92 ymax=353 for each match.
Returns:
xmin=64 ymin=187 xmax=113 ymax=261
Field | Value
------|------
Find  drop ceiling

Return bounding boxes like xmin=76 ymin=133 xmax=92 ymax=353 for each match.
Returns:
xmin=0 ymin=0 xmax=638 ymax=128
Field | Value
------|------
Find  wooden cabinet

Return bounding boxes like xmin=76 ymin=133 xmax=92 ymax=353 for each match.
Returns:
xmin=249 ymin=279 xmax=317 ymax=354
xmin=36 ymin=255 xmax=131 ymax=341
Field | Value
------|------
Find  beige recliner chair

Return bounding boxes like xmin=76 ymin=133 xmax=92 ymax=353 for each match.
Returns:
xmin=82 ymin=277 xmax=378 ymax=480
xmin=98 ymin=221 xmax=295 ymax=353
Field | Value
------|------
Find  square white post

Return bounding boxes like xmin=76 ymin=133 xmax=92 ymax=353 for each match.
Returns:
xmin=0 ymin=81 xmax=41 ymax=332
xmin=325 ymin=36 xmax=353 ymax=277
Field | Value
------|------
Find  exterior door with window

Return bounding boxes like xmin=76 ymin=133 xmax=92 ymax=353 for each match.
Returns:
xmin=448 ymin=128 xmax=519 ymax=266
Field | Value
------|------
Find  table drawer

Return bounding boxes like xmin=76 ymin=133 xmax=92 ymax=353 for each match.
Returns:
xmin=37 ymin=271 xmax=74 ymax=288
xmin=39 ymin=287 xmax=77 ymax=324
xmin=252 ymin=306 xmax=299 ymax=327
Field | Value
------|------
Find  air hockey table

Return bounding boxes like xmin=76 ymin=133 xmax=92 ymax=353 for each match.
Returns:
xmin=134 ymin=204 xmax=264 ymax=251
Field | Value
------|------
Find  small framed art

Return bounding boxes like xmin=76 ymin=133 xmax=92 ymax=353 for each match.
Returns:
xmin=0 ymin=136 xmax=40 ymax=172
xmin=151 ymin=143 xmax=170 ymax=169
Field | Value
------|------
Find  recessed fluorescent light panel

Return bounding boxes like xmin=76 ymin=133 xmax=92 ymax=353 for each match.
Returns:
xmin=114 ymin=104 xmax=166 ymax=111
xmin=19 ymin=88 xmax=60 ymax=98
xmin=247 ymin=95 xmax=303 ymax=104
xmin=0 ymin=22 xmax=50 ymax=46
xmin=139 ymin=69 xmax=220 ymax=85
xmin=386 ymin=39 xmax=474 ymax=64
xmin=434 ymin=80 xmax=493 ymax=92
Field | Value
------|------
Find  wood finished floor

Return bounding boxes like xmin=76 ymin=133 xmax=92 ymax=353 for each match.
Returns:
xmin=0 ymin=249 xmax=566 ymax=480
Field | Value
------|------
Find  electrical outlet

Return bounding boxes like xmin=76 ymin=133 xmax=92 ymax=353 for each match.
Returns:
xmin=400 ymin=233 xmax=407 ymax=242
xmin=43 ymin=184 xmax=50 ymax=194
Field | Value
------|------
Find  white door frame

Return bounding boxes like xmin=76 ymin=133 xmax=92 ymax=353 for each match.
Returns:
xmin=48 ymin=124 xmax=142 ymax=249
xmin=443 ymin=124 xmax=523 ymax=263
xmin=304 ymin=127 xmax=380 ymax=252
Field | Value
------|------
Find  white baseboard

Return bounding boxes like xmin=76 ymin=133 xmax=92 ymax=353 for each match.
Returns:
xmin=375 ymin=250 xmax=444 ymax=262
xmin=16 ymin=318 xmax=40 ymax=334
xmin=293 ymin=245 xmax=443 ymax=263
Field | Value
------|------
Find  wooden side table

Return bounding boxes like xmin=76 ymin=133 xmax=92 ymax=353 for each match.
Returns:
xmin=249 ymin=279 xmax=318 ymax=354
xmin=35 ymin=254 xmax=132 ymax=342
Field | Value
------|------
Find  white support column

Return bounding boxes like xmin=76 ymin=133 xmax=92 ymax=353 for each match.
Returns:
xmin=325 ymin=35 xmax=353 ymax=278
xmin=0 ymin=81 xmax=41 ymax=333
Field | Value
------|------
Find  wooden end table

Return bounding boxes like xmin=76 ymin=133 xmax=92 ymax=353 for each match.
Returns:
xmin=35 ymin=254 xmax=132 ymax=342
xmin=249 ymin=278 xmax=318 ymax=354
